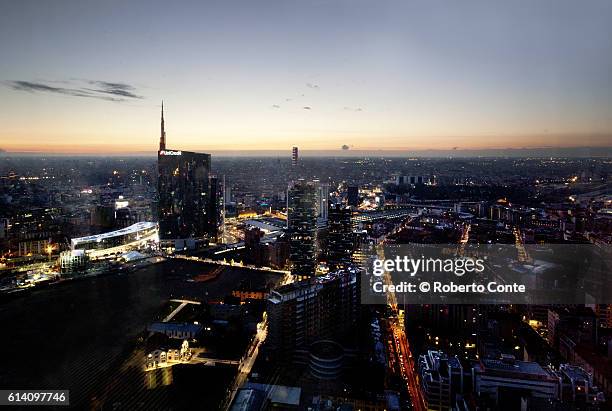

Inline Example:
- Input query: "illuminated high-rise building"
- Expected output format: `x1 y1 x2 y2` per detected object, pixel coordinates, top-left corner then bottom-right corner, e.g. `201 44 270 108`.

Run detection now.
267 268 359 358
313 180 329 223
207 174 223 242
157 102 220 250
347 185 359 207
287 179 316 278
291 146 299 166
326 203 354 270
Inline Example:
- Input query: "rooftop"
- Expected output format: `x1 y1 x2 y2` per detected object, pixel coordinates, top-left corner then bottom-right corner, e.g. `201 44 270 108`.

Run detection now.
243 383 301 407
478 357 554 380
268 268 358 304
229 388 266 411
71 221 157 246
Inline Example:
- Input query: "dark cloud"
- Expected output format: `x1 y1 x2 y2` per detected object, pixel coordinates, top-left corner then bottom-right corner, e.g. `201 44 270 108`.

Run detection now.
342 144 350 150
271 104 280 109
4 79 144 102
303 106 312 110
86 80 143 99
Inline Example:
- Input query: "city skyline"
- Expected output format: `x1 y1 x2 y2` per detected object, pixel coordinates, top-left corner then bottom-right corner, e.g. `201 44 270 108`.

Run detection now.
1 0 612 154
1 2 611 410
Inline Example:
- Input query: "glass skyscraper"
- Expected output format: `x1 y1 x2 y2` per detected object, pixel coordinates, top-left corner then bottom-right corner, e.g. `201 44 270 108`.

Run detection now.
326 203 354 270
157 103 220 249
287 179 317 279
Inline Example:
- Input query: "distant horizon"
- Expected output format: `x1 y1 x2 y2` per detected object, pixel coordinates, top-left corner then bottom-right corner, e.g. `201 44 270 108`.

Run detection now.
1 145 610 158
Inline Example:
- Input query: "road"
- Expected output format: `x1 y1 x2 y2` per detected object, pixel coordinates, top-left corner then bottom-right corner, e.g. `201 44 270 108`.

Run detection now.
391 321 425 411
222 318 268 410
162 301 188 322
171 255 289 275
160 299 201 322
144 348 240 371
513 226 531 263
382 260 426 411
380 217 478 410
378 215 426 411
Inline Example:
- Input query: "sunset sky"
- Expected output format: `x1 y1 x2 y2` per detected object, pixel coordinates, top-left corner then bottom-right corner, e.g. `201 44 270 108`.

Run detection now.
1 0 611 154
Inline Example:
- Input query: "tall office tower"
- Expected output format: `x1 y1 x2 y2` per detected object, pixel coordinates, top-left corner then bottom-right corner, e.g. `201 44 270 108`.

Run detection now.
351 230 371 269
287 179 317 279
347 185 359 207
291 146 299 166
157 103 219 250
223 176 232 204
314 181 329 222
267 268 359 358
326 204 354 270
222 175 228 238
244 226 264 265
208 175 223 243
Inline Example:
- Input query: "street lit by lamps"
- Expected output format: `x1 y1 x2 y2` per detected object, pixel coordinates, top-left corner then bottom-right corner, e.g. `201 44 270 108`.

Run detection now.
46 244 54 262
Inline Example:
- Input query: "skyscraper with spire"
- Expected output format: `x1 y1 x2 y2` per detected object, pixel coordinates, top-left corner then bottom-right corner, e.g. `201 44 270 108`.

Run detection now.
157 102 222 250
160 100 166 151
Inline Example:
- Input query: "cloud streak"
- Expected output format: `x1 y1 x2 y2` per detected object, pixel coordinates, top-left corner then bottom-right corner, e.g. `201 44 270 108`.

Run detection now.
4 79 144 102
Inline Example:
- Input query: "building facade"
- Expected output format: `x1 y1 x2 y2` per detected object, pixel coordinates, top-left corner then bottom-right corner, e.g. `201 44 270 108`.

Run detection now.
314 180 329 223
266 268 359 358
347 185 359 207
474 355 559 408
291 146 299 166
70 221 158 259
156 104 221 249
287 179 317 278
326 203 354 270
418 350 464 411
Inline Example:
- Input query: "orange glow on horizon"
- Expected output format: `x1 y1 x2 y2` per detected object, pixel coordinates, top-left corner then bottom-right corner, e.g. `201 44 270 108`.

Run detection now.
1 132 610 155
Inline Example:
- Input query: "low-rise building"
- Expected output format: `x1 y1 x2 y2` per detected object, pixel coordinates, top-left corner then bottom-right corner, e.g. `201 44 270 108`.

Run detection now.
147 322 202 340
474 355 558 408
418 350 464 411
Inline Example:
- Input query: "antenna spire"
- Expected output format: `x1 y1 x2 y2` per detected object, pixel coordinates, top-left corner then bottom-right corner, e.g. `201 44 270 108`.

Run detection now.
160 100 166 151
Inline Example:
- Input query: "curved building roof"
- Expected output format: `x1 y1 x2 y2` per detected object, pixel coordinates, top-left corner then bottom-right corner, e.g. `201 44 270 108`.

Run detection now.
71 221 157 247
